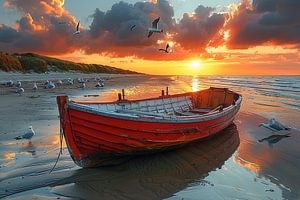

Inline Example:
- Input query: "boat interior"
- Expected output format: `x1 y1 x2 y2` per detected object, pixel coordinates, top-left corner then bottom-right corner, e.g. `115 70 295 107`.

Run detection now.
71 88 240 118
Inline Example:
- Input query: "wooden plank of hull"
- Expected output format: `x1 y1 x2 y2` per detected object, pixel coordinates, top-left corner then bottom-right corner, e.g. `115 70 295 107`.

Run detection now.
68 108 237 144
63 111 237 167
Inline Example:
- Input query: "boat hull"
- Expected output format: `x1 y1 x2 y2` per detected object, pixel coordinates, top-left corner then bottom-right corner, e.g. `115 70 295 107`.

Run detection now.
57 89 241 168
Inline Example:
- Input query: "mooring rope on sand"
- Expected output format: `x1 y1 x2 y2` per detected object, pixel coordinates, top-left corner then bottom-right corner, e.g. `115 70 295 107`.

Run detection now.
49 127 64 174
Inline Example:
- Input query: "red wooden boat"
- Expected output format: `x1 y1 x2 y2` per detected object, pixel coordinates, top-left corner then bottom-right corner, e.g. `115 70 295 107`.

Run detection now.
57 87 242 167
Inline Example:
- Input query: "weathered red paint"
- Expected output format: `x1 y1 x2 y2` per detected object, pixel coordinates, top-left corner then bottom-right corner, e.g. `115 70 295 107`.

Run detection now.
57 88 242 168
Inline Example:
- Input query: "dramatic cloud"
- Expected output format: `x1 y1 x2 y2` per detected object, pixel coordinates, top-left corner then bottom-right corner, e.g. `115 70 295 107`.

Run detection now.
0 0 300 61
225 0 300 49
83 0 175 58
174 5 225 52
0 0 78 54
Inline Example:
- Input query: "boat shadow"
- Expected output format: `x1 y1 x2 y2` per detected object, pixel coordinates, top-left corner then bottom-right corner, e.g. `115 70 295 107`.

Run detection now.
53 123 240 199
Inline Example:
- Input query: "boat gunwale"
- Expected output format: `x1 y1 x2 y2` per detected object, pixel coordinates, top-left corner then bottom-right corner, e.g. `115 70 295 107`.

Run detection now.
66 95 242 123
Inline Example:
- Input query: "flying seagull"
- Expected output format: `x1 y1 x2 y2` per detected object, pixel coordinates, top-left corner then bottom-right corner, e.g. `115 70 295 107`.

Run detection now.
73 21 80 35
148 17 163 38
159 43 170 53
130 25 136 31
259 118 290 132
15 126 35 140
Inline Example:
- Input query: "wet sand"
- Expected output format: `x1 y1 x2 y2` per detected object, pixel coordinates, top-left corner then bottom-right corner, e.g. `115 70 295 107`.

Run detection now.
0 73 299 199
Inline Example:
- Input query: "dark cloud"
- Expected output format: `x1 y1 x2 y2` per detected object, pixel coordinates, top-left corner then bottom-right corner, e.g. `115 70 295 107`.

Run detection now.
173 5 225 52
1 0 300 61
84 0 175 57
226 0 300 49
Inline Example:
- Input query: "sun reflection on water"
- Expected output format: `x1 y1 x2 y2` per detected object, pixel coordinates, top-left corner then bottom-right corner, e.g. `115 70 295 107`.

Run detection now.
192 77 199 92
3 152 16 160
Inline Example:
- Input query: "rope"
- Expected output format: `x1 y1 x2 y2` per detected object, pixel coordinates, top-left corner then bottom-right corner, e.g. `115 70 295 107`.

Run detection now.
49 103 67 174
49 127 64 174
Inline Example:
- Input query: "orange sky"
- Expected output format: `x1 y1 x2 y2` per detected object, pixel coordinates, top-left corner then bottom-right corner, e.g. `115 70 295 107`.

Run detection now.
1 0 300 75
57 45 300 75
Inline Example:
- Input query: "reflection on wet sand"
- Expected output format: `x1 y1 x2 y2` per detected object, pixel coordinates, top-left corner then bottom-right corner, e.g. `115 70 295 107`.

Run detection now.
234 113 300 199
0 123 239 199
51 124 239 200
20 141 36 156
258 134 290 148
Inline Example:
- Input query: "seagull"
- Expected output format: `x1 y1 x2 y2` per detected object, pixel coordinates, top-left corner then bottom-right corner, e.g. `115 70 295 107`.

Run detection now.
32 82 38 91
78 82 86 89
15 126 35 140
6 80 14 87
67 78 73 85
95 80 104 87
57 80 63 85
259 118 290 132
159 43 170 53
45 81 55 89
44 80 50 86
73 21 80 35
148 17 163 38
15 81 21 88
16 87 24 95
77 78 85 84
130 25 136 31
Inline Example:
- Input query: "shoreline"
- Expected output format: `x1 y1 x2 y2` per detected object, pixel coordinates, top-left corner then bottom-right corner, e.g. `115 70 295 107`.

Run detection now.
0 73 299 199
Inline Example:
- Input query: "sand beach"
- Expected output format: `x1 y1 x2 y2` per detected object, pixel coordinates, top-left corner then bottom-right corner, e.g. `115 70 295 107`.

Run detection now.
0 73 299 199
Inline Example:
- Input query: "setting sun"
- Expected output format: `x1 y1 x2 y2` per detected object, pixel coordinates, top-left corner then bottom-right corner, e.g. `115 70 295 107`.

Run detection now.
190 60 202 69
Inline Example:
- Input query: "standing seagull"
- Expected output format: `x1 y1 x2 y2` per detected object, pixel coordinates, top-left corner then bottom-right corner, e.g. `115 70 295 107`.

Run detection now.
57 80 63 85
15 126 35 140
16 81 21 88
67 78 73 85
130 25 136 31
159 43 170 53
148 17 163 38
95 80 104 88
78 82 86 89
6 80 14 87
73 21 80 35
259 118 290 132
47 81 56 89
32 82 38 91
16 87 24 95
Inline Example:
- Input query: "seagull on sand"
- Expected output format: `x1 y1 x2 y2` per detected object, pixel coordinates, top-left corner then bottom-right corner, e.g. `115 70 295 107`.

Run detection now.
15 126 35 140
16 87 24 95
73 21 80 35
67 78 73 85
159 43 170 53
15 81 21 88
57 80 63 85
44 80 50 86
32 82 38 91
95 80 104 87
130 25 136 31
45 81 55 89
6 80 14 87
259 118 290 132
79 82 86 89
148 17 163 38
